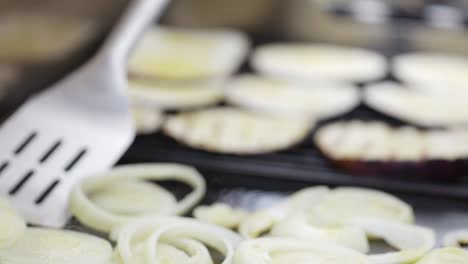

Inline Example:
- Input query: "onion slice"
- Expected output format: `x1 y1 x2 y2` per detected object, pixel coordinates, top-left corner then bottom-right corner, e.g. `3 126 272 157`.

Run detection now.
271 213 369 253
415 247 468 264
163 107 312 155
193 203 248 229
112 216 242 264
233 237 370 264
0 228 113 264
313 187 414 225
349 217 435 264
443 230 468 248
364 82 468 127
70 163 206 233
251 44 387 83
238 187 329 238
129 80 225 110
224 75 360 119
0 197 26 249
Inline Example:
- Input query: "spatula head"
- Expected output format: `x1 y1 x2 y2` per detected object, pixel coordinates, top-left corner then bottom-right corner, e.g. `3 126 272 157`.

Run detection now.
0 75 134 227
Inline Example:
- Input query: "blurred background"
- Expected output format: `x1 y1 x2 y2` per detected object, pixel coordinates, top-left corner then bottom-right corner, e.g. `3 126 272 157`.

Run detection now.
1 0 468 198
1 0 468 108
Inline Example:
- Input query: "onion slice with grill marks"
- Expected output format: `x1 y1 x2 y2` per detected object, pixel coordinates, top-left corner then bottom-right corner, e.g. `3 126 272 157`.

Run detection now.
163 107 312 155
271 213 369 253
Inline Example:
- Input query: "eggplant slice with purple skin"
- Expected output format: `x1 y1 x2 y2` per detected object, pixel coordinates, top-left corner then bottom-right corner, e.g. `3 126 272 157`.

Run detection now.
314 120 468 179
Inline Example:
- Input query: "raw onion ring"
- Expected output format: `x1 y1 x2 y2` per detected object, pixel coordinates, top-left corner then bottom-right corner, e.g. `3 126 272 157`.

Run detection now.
112 216 241 264
350 217 435 264
70 163 206 233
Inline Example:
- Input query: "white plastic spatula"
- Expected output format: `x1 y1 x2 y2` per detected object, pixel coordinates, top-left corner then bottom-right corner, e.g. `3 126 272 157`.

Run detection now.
0 0 169 227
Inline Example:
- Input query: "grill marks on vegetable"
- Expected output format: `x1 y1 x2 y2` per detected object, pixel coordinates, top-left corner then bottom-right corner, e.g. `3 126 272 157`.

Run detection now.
3 131 88 204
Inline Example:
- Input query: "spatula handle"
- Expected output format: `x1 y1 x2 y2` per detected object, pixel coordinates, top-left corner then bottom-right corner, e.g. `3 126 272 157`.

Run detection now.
100 0 169 65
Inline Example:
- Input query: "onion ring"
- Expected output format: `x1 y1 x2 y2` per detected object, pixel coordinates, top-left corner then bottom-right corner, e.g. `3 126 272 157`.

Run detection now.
70 163 206 233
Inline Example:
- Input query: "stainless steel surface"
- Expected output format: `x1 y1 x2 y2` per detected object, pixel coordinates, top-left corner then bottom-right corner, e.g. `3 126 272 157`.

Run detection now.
0 0 168 227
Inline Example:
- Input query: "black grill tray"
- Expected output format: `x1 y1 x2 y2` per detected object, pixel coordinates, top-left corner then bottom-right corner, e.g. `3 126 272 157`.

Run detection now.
121 104 468 201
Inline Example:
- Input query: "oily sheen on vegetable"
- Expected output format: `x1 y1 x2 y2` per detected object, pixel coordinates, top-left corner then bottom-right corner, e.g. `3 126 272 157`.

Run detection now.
70 163 206 233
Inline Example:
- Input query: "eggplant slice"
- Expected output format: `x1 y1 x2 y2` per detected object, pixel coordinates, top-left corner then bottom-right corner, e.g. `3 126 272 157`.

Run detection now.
225 75 360 120
163 107 312 155
251 44 387 83
364 82 468 127
393 53 468 95
314 120 468 179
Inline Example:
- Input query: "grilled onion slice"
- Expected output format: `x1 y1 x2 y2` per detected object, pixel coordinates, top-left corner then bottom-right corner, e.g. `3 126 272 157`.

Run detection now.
233 237 370 264
393 53 468 94
0 198 26 249
350 217 435 264
415 247 468 264
225 75 360 119
313 187 414 225
70 164 206 233
0 228 113 264
364 82 468 127
251 43 386 83
163 107 312 154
